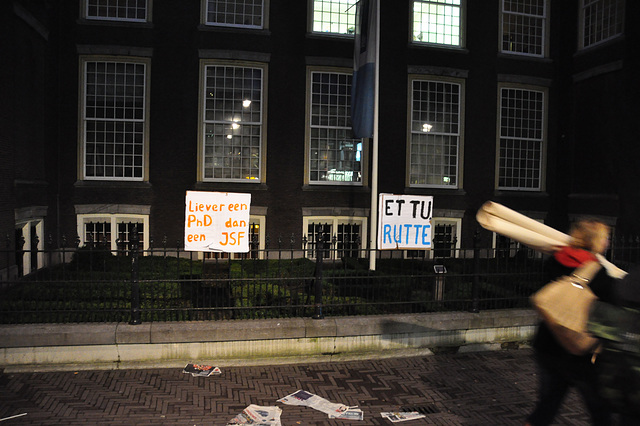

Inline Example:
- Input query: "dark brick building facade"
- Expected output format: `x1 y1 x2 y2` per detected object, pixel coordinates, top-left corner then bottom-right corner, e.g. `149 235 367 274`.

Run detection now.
2 0 638 278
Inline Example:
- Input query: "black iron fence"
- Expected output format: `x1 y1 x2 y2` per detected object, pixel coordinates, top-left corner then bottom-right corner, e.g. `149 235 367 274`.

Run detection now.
2 231 640 324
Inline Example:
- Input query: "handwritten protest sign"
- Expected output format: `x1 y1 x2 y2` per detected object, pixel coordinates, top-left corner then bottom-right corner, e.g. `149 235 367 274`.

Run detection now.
184 191 251 252
377 194 433 250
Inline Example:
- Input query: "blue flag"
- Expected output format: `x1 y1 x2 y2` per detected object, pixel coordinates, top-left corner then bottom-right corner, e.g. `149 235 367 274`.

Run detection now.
351 0 377 139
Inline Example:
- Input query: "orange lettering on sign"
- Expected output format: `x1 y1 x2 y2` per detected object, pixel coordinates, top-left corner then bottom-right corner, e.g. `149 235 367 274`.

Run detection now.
220 232 246 246
187 215 212 228
187 234 206 242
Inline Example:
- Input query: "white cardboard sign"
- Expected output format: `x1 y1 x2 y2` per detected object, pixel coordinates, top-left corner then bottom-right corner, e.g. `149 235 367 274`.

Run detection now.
377 194 433 250
184 191 251 253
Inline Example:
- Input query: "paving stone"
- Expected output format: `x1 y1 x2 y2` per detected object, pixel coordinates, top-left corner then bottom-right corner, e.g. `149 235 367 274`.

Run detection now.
0 349 591 425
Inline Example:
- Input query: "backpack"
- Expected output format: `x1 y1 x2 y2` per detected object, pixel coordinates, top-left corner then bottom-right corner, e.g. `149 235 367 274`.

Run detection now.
588 290 640 416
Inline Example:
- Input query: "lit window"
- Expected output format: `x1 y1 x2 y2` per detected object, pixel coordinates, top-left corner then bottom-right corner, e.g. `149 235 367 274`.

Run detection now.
501 0 547 57
409 77 462 188
497 86 545 191
580 0 625 49
201 63 265 182
308 70 362 185
205 0 264 29
78 214 149 252
311 0 357 35
412 0 462 47
85 0 148 22
81 59 149 181
304 216 367 259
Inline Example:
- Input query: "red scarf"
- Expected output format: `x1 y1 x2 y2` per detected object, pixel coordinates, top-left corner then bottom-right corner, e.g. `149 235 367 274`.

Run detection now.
554 246 597 268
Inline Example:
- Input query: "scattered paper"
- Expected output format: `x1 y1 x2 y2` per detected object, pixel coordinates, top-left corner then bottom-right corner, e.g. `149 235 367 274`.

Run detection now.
330 407 364 420
278 390 363 420
182 363 221 377
381 412 426 422
0 413 28 422
226 404 282 425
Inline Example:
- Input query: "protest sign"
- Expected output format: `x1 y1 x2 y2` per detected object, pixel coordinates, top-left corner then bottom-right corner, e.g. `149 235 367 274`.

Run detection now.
377 194 433 250
184 191 251 252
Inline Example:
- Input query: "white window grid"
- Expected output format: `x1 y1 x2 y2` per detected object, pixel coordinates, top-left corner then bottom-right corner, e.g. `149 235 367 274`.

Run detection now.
85 0 148 22
311 0 357 35
309 71 362 185
409 79 460 188
205 0 264 29
202 64 264 182
498 87 544 191
412 0 462 46
83 60 146 180
78 214 149 251
303 216 367 259
581 0 625 49
501 0 546 57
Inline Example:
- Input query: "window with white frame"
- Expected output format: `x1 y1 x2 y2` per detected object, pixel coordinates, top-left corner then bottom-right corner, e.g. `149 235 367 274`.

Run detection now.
497 85 546 191
84 0 149 22
409 77 462 188
580 0 625 49
81 57 149 181
201 62 265 182
77 214 149 251
204 0 264 29
501 0 547 57
15 219 45 276
311 0 357 35
406 217 461 258
412 0 463 47
308 70 363 184
432 220 457 258
303 216 367 259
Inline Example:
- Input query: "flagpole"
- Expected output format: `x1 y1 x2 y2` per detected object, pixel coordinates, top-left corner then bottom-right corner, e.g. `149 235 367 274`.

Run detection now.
368 0 380 271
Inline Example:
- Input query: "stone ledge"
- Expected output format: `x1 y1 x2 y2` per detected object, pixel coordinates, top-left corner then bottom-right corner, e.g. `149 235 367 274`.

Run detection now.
0 309 538 349
0 309 539 371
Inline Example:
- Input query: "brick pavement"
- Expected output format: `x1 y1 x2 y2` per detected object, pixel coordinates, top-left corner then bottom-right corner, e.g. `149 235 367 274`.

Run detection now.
0 348 589 425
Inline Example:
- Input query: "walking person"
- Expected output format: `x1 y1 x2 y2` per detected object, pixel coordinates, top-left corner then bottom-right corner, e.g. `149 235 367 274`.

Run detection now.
526 219 615 426
588 265 640 425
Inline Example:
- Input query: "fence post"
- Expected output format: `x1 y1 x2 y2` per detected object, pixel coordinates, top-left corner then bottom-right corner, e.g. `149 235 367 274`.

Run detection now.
312 236 324 319
5 235 11 281
129 224 142 325
471 230 480 313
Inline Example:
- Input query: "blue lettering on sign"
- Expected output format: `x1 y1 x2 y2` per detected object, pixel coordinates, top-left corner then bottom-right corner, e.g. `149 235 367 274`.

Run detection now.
383 224 431 247
422 224 431 246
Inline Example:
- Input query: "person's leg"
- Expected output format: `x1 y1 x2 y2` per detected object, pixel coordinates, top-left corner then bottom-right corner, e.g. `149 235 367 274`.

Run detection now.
526 363 570 426
575 372 613 426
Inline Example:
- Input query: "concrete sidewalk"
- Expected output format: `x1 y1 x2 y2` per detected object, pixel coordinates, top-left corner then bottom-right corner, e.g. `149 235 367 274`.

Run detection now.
0 348 589 425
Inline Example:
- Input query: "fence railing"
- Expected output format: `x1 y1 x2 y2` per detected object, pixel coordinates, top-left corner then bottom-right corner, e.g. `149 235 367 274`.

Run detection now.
2 231 639 324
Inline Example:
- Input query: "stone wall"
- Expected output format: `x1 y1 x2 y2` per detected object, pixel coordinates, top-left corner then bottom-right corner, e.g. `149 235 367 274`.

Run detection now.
0 309 538 372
